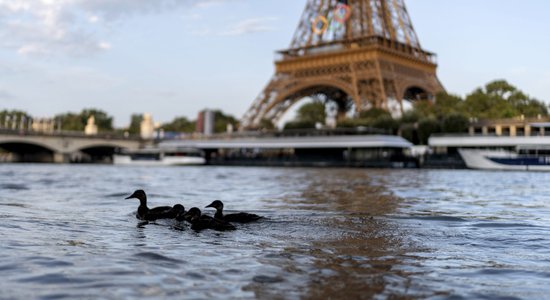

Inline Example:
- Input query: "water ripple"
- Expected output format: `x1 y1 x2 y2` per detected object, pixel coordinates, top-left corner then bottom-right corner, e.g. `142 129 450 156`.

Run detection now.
0 166 549 299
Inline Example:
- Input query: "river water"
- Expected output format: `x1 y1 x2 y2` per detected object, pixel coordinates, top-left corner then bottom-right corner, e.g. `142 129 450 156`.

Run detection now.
0 165 549 299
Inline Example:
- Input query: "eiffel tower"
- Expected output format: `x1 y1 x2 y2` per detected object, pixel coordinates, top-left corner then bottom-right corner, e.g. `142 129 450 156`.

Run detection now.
241 0 444 130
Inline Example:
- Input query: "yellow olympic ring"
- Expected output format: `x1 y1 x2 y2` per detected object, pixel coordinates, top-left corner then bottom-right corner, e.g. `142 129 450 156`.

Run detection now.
311 15 328 35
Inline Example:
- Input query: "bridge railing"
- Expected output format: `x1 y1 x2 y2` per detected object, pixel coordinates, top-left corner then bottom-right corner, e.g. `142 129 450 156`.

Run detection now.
0 128 142 141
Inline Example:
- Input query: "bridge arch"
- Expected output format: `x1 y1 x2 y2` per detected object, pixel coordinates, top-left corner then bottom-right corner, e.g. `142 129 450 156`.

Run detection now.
72 141 133 153
0 141 56 163
72 144 127 164
0 134 141 163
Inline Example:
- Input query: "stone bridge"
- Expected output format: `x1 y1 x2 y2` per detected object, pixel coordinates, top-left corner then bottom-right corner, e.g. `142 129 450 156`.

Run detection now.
0 131 143 163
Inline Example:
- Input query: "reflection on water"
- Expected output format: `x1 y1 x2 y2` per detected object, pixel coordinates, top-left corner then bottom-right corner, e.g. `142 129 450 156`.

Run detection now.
0 165 550 299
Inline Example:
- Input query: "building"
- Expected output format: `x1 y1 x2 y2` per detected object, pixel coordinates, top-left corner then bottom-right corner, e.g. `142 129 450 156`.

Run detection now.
196 110 215 136
468 116 550 137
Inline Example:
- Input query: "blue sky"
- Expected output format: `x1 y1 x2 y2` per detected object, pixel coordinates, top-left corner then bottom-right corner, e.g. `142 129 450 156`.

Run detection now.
0 0 549 127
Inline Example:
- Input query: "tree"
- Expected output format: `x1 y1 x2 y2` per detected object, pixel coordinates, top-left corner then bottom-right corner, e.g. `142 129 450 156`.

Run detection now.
283 120 317 130
259 118 276 131
358 108 391 120
442 113 470 133
282 101 326 130
162 116 195 133
0 110 32 128
213 110 239 133
127 114 143 135
81 109 113 132
400 110 422 124
296 102 326 124
372 115 399 134
417 118 441 145
55 108 114 132
432 92 464 118
399 124 418 144
55 112 83 131
462 80 548 119
336 118 370 128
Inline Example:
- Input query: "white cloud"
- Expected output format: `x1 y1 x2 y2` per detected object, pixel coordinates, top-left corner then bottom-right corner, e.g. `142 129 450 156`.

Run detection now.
88 15 99 23
0 0 203 57
220 17 278 36
0 0 246 56
98 41 111 50
193 0 233 9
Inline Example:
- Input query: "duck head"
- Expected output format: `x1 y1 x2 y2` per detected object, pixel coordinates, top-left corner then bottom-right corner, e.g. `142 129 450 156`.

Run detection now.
205 200 223 210
125 190 146 202
184 207 202 222
172 204 185 214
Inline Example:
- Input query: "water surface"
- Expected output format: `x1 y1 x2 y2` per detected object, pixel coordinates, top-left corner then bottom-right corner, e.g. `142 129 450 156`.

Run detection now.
0 165 549 299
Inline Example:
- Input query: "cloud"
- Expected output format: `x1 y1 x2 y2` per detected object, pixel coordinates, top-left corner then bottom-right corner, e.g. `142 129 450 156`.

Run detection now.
193 0 234 9
220 17 279 36
0 0 247 56
0 0 209 57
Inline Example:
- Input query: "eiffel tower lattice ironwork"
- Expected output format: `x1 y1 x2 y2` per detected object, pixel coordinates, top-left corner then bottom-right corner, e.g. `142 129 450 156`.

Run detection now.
240 0 444 130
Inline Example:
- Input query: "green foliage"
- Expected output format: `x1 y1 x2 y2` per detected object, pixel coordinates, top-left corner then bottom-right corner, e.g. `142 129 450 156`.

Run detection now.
399 124 418 144
283 120 317 130
82 109 113 132
461 80 548 119
442 113 469 133
55 108 113 132
417 118 441 145
213 110 239 133
372 116 399 134
282 101 326 129
162 116 195 133
55 112 84 131
127 114 143 135
400 110 422 124
432 92 464 118
0 110 32 127
358 108 391 120
296 102 326 124
259 118 276 131
336 118 371 128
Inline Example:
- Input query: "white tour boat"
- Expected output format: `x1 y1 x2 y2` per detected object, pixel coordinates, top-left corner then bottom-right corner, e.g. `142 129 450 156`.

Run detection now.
458 146 550 171
113 147 206 166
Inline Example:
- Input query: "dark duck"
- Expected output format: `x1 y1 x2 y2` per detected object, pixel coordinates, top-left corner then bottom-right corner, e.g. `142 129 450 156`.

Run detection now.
125 190 173 221
146 204 185 221
205 200 263 223
183 207 236 231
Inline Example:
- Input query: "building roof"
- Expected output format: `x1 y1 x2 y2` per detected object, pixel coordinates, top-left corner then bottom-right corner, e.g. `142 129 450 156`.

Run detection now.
429 135 550 147
160 135 412 150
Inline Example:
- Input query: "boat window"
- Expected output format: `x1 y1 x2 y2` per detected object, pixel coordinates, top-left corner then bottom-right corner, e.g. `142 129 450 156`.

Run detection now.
130 153 161 160
165 151 203 157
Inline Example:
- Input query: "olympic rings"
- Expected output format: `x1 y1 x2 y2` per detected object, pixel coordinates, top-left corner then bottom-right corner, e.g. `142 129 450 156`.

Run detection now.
311 3 352 35
333 4 351 24
312 15 328 35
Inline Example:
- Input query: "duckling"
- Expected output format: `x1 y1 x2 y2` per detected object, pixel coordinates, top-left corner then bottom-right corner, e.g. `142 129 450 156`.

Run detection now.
183 207 236 231
125 190 172 220
144 204 185 221
205 200 263 223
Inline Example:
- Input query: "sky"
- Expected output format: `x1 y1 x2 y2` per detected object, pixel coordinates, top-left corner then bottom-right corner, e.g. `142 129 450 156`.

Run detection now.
0 0 549 127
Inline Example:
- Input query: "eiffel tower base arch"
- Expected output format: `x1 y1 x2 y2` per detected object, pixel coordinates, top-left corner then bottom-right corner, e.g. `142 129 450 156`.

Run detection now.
241 39 444 130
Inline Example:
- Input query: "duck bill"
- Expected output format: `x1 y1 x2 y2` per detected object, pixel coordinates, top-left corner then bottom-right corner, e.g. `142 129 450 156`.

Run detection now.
125 193 136 200
205 203 215 208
